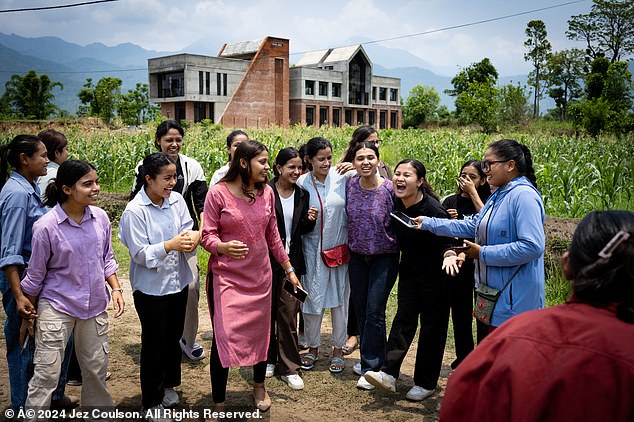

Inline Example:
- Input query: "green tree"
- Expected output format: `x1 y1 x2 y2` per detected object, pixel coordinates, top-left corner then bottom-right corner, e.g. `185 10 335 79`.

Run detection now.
3 70 62 119
524 20 552 118
118 83 159 125
455 81 500 132
445 58 499 120
545 48 586 120
499 83 530 124
402 85 440 127
567 0 634 62
77 77 122 123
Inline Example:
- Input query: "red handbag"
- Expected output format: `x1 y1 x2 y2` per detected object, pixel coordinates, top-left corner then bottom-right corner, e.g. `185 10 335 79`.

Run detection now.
311 173 350 268
321 244 350 268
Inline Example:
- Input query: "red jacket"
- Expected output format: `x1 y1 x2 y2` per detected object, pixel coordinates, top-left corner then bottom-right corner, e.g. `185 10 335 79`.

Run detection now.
440 301 634 422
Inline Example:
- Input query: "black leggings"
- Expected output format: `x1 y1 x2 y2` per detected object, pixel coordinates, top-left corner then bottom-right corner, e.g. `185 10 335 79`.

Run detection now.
209 336 267 403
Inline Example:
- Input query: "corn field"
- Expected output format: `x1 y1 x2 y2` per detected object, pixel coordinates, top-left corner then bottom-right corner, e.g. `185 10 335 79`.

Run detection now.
1 122 632 217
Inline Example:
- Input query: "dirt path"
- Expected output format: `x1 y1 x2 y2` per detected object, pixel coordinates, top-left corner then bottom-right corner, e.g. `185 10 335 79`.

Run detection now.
1 280 452 421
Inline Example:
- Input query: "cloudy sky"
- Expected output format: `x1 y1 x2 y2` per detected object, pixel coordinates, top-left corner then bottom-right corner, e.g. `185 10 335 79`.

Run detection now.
0 0 592 75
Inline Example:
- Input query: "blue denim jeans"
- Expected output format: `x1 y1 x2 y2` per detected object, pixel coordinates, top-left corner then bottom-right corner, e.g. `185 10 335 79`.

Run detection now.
348 252 399 373
1 272 70 410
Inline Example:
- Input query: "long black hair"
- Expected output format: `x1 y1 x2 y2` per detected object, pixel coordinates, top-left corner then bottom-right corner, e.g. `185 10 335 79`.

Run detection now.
219 140 268 202
568 210 634 323
0 135 43 190
130 153 176 200
45 160 96 207
488 139 538 189
394 158 439 201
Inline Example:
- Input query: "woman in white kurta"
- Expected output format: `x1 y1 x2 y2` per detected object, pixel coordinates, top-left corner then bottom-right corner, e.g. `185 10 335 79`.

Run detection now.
297 137 353 374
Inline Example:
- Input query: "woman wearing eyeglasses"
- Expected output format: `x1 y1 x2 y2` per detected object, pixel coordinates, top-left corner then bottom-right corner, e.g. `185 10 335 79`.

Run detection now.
417 139 545 339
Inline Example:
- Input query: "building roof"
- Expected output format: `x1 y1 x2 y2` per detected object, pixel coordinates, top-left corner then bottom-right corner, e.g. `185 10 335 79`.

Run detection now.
294 49 330 67
294 44 371 68
322 45 361 64
220 39 263 58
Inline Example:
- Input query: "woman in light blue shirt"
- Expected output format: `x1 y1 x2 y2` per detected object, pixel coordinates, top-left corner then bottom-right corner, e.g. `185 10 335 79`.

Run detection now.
119 152 196 414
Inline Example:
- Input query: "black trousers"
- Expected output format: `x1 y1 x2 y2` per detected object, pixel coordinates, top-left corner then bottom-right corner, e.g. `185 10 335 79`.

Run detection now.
133 286 188 409
382 273 450 390
447 271 475 369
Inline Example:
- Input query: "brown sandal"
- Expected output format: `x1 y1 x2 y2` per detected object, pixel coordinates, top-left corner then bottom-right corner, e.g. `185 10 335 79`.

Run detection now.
253 382 271 412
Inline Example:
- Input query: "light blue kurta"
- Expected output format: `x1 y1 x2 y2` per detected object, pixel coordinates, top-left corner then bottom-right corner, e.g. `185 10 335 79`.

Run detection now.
297 168 352 314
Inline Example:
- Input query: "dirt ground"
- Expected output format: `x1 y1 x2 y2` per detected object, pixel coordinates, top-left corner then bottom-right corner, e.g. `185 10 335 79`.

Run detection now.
0 216 578 422
1 283 444 422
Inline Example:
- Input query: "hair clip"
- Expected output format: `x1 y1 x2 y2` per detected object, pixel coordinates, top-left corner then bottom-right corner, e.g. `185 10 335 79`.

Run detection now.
598 230 630 260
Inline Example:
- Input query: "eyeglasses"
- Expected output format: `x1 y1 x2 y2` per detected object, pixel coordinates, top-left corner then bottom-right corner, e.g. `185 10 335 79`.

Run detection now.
482 159 509 171
366 140 382 146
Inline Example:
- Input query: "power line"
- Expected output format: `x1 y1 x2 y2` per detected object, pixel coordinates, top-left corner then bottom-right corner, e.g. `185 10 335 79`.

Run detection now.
292 0 589 55
0 68 146 74
0 0 118 13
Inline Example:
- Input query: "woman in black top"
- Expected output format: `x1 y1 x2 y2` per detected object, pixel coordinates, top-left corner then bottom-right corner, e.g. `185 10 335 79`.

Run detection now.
364 159 453 402
267 148 317 390
441 160 490 367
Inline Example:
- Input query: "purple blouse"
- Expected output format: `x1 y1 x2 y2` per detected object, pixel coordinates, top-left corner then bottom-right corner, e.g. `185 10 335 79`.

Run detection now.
346 176 399 255
21 204 118 319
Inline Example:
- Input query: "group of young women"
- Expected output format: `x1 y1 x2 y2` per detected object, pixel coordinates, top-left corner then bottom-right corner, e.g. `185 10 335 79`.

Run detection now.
1 122 551 419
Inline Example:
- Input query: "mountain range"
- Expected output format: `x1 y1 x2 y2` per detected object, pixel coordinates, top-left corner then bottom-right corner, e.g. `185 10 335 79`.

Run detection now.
0 32 534 115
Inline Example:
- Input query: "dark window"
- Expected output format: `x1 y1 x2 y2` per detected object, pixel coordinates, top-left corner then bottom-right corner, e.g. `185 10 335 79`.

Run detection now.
333 108 341 127
319 107 328 126
305 80 315 96
223 73 227 96
390 88 398 102
379 110 387 129
379 87 387 101
217 73 221 95
372 87 376 100
390 111 398 128
205 72 210 95
158 72 184 98
319 82 328 96
194 102 207 122
348 54 367 105
369 110 376 126
324 65 334 70
345 109 353 125
198 71 203 95
306 106 315 126
332 83 341 98
175 102 186 121
356 110 364 124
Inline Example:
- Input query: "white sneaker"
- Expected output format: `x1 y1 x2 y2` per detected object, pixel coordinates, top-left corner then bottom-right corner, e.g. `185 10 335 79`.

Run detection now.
364 370 396 393
281 374 304 390
356 375 375 390
265 364 276 378
353 362 363 376
145 404 173 422
406 385 434 401
161 388 179 407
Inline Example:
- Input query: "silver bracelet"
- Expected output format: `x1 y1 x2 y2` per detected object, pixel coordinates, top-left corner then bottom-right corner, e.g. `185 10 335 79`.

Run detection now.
285 267 295 274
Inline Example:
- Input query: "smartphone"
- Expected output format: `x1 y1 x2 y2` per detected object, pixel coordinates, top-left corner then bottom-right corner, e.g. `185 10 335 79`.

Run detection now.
450 245 471 252
390 211 418 228
284 278 308 303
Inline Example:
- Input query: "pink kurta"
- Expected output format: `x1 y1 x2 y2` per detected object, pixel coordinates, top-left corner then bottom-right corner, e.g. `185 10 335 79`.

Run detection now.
201 183 289 367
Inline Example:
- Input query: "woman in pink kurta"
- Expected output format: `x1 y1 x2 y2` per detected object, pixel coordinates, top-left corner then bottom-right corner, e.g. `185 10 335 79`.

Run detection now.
201 140 301 413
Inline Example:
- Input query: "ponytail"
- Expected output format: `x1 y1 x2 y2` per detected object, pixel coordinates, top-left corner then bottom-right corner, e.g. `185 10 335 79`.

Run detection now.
0 135 43 191
130 153 175 201
45 160 96 207
518 144 538 189
488 139 538 189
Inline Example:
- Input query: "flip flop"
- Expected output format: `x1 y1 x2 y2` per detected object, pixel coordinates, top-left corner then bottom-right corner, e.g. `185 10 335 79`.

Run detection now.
301 353 318 370
329 357 345 374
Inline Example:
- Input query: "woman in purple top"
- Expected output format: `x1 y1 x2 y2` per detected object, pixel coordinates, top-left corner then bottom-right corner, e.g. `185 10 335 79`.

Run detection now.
345 142 399 391
21 160 124 415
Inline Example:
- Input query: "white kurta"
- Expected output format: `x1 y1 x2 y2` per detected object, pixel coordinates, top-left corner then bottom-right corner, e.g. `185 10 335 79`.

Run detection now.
297 168 352 314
